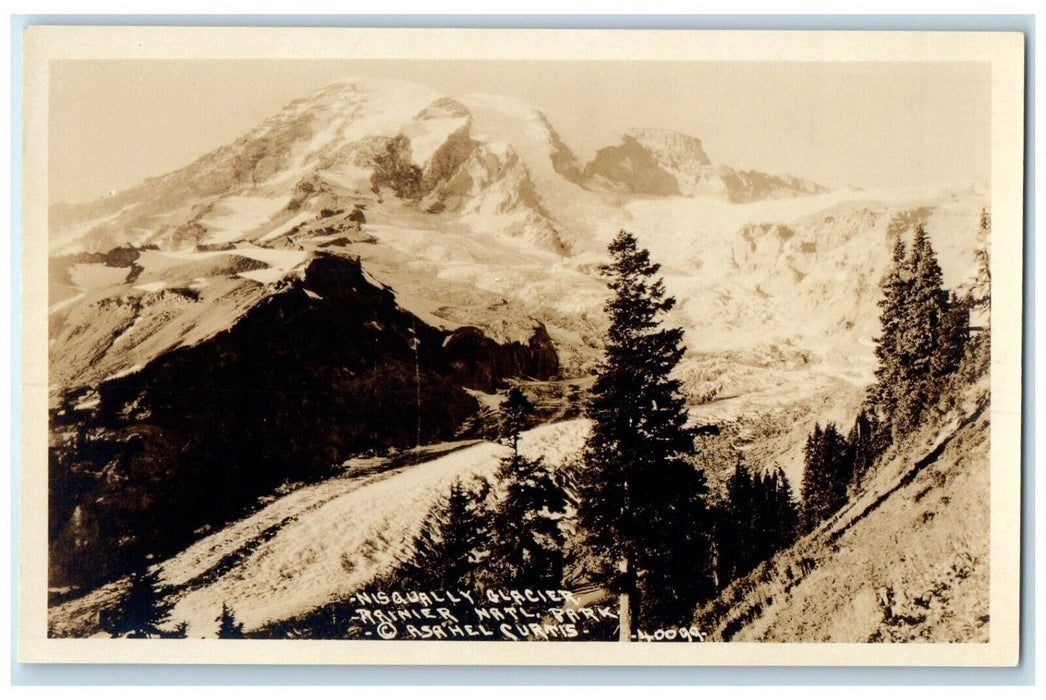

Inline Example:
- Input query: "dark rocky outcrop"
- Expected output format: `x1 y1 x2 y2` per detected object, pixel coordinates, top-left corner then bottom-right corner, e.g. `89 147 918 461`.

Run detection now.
583 135 681 196
421 123 480 198
48 253 560 593
441 322 560 393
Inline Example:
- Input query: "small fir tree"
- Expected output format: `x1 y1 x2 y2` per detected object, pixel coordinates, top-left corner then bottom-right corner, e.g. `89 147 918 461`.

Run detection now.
399 477 491 591
101 566 177 639
216 603 245 639
486 388 568 590
499 386 534 454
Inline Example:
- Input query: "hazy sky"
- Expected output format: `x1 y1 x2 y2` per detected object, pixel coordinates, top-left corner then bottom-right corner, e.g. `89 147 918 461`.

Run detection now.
49 59 991 204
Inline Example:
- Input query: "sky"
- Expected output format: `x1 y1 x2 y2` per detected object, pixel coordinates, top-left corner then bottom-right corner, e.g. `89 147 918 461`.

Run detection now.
49 59 991 204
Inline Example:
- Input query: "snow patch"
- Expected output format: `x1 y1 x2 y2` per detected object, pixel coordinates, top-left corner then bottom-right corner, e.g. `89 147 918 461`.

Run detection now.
74 395 100 410
134 281 167 293
49 293 85 315
198 195 289 243
104 364 144 381
257 212 313 243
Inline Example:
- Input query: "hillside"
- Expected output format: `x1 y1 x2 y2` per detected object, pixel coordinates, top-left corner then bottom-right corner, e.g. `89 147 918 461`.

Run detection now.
48 421 588 638
49 253 559 592
693 342 991 642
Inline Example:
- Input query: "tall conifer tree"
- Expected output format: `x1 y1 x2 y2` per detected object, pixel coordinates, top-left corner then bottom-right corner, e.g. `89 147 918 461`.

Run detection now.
577 230 713 640
870 236 909 418
902 224 948 379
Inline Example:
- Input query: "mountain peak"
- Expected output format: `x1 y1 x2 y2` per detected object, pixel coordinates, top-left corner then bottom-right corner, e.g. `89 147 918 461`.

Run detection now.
627 128 712 167
50 78 834 257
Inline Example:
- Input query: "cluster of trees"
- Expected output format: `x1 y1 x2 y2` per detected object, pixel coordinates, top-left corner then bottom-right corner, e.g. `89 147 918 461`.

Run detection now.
801 216 982 533
100 566 248 639
869 223 971 433
396 231 798 640
395 386 569 596
798 415 880 533
389 231 792 640
717 461 799 583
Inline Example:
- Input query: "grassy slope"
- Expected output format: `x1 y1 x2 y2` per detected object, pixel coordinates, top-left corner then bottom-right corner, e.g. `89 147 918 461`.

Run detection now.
695 368 990 643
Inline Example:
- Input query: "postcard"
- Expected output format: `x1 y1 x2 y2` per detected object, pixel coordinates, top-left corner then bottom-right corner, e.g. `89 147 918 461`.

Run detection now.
19 26 1024 665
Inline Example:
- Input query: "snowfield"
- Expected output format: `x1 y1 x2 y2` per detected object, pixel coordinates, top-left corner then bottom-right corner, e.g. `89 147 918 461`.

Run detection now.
49 420 590 638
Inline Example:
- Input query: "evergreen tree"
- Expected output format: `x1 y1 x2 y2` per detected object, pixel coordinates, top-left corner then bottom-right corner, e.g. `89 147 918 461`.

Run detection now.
769 468 800 551
971 208 991 312
720 458 754 582
869 222 967 431
487 454 567 590
216 603 245 639
577 230 713 640
846 409 880 494
168 621 189 639
892 224 957 430
101 566 177 638
800 423 851 532
565 384 584 419
869 235 909 418
932 292 970 378
399 477 491 591
487 388 567 590
499 386 535 454
901 224 948 380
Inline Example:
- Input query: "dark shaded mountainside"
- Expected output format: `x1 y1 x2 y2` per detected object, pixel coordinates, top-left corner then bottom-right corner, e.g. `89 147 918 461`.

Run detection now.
49 253 559 593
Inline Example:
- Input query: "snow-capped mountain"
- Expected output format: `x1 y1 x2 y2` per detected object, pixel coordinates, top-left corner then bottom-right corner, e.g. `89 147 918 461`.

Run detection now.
50 78 831 255
50 77 984 380
47 78 990 616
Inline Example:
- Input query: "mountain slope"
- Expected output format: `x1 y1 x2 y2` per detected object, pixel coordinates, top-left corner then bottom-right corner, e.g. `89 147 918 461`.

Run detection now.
49 253 559 592
583 128 828 202
48 420 589 638
49 78 987 402
693 349 990 642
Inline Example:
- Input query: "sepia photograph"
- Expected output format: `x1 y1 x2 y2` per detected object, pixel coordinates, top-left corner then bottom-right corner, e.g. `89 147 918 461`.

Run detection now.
18 26 1024 666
